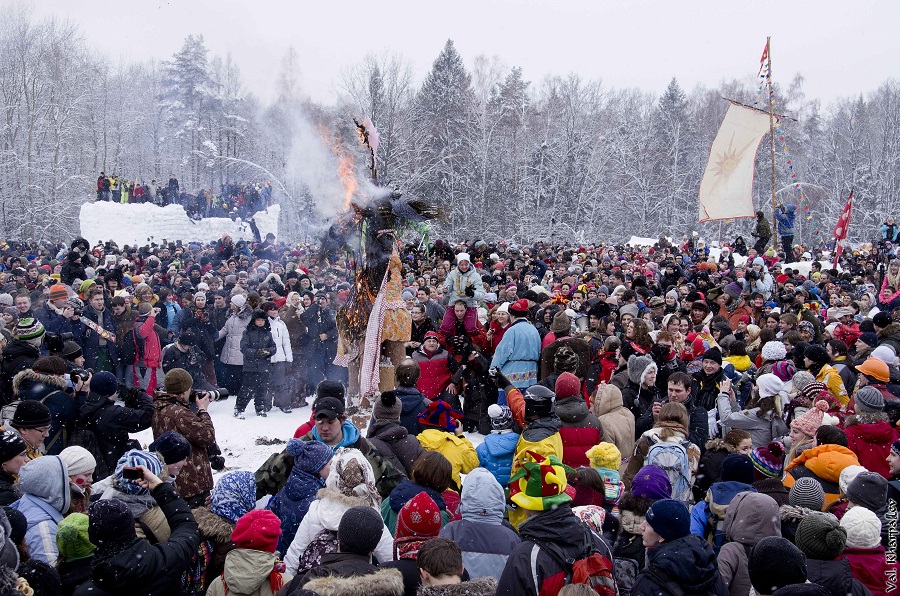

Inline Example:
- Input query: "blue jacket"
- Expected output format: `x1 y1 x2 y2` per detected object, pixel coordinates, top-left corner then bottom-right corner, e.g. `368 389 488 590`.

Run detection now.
476 431 518 486
776 205 796 235
11 456 70 566
267 465 324 555
395 385 427 436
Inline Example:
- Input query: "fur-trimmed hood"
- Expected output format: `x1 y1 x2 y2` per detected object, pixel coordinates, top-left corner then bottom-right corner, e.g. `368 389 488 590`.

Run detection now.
303 567 404 596
780 504 838 524
418 577 498 596
11 368 67 397
703 437 735 453
843 411 890 427
192 505 235 543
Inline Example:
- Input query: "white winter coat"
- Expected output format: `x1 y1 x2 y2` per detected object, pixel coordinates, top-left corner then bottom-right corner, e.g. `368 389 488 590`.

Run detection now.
268 315 293 363
218 307 251 366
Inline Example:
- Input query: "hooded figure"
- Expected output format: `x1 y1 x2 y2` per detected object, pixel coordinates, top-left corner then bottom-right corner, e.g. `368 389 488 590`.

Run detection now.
439 468 520 580
716 491 782 596
591 382 635 461
10 455 69 565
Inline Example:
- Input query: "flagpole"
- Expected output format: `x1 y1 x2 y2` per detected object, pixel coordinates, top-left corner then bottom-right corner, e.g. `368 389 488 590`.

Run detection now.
766 37 778 255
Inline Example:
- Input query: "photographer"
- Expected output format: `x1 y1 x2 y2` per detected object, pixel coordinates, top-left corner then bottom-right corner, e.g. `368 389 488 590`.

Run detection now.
151 368 216 507
78 371 154 477
0 318 44 403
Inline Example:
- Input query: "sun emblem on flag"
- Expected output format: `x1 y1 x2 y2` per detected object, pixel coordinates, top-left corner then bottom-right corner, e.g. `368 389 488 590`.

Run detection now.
707 133 758 196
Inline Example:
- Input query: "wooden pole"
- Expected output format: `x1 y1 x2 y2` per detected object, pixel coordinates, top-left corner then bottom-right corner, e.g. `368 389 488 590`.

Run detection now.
766 37 779 254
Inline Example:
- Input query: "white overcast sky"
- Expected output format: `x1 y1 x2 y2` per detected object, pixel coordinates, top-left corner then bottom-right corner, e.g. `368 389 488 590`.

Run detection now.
14 0 900 106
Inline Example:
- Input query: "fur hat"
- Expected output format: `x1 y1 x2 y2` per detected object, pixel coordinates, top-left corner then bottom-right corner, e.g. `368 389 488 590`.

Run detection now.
232 510 281 553
761 340 787 362
627 354 657 386
550 311 571 334
586 442 621 471
840 506 882 549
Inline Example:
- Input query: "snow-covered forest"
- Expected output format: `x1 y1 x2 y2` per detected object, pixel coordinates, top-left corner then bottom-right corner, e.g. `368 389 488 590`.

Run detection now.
1 7 898 245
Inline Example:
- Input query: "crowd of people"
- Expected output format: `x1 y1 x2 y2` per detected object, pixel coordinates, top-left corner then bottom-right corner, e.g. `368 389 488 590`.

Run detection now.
95 173 273 220
0 217 894 595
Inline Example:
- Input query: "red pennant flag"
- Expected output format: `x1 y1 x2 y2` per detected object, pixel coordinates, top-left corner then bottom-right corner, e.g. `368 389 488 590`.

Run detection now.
832 191 854 268
758 41 769 76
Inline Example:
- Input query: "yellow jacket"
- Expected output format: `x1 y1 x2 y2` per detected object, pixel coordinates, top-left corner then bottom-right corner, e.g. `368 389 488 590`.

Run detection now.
815 364 849 406
417 428 479 490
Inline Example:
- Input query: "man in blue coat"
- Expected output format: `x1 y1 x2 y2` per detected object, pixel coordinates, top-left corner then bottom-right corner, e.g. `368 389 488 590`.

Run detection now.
775 203 796 262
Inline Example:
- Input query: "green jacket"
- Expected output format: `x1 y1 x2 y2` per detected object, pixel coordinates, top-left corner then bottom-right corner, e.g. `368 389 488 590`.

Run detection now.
254 432 402 501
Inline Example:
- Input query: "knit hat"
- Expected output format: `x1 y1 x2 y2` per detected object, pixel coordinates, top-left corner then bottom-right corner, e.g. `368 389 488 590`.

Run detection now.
149 431 192 464
892 439 900 457
210 471 258 523
48 284 68 301
56 513 95 561
396 491 442 540
586 442 621 471
418 399 463 432
789 477 825 511
554 372 581 400
17 560 61 596
627 354 656 386
803 344 830 365
14 317 44 341
373 391 402 423
59 446 96 476
854 386 885 413
2 507 26 545
724 282 743 299
873 312 892 328
11 400 51 429
0 430 25 464
871 344 897 365
62 341 83 361
630 465 672 501
338 506 384 555
232 510 282 553
88 499 137 555
845 471 888 511
840 506 882 549
164 367 193 394
855 357 890 382
790 371 816 393
790 400 830 437
858 332 878 347
619 303 639 319
89 371 118 397
286 439 332 475
701 346 722 365
839 465 867 496
553 345 580 373
750 441 785 480
509 450 576 511
794 514 847 560
509 299 530 316
749 537 807 595
645 499 690 542
550 311 571 334
0 294 11 307
761 340 787 362
137 302 152 316
114 450 162 495
231 293 246 308
721 454 755 485
772 360 797 382
756 373 785 399
487 404 513 431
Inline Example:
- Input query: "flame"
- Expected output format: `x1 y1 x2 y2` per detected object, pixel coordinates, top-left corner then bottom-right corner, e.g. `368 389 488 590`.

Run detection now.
337 153 357 212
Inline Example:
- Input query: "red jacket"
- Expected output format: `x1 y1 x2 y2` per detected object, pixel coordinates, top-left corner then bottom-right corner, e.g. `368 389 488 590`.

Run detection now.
837 547 894 596
842 412 899 479
136 314 162 368
411 347 452 400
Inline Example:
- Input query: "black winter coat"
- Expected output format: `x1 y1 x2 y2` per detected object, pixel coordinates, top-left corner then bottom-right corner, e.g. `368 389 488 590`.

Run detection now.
366 421 425 477
240 320 276 374
79 388 154 475
805 558 872 596
0 340 39 404
631 534 729 596
72 482 199 596
0 469 20 506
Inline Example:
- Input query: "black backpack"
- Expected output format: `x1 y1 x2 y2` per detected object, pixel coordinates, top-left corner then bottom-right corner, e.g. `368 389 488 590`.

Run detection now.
120 328 146 364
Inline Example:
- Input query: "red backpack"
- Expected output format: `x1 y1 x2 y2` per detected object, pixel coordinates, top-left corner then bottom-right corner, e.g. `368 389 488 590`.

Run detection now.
529 525 617 596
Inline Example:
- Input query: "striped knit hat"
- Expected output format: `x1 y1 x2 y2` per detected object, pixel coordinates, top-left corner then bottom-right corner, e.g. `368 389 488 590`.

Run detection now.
750 441 785 480
789 476 825 511
14 318 44 341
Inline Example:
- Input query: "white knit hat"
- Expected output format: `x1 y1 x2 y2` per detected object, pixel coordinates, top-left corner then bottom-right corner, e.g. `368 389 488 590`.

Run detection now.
761 341 787 362
871 345 896 365
231 294 246 308
497 302 509 313
456 253 471 263
839 465 868 496
756 373 784 399
60 446 97 476
840 506 882 549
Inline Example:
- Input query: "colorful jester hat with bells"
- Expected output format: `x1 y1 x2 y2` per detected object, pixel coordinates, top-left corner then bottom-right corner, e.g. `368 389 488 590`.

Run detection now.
509 450 576 511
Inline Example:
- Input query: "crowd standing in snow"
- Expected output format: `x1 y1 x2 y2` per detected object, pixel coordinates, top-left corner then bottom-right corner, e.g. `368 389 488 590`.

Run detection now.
0 219 894 594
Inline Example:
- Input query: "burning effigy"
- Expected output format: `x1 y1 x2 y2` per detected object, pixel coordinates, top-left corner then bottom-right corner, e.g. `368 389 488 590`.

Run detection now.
326 119 439 412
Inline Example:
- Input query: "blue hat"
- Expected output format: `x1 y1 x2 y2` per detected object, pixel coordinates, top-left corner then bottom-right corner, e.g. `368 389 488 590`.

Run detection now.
115 450 162 495
149 431 191 464
645 499 690 542
721 454 755 485
210 471 257 523
89 372 118 397
286 439 332 474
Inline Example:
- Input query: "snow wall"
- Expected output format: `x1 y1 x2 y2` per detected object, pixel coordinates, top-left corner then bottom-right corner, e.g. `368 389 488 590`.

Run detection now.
79 202 280 246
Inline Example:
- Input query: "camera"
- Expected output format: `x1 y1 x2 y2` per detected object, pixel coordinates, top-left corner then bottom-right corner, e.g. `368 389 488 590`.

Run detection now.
69 367 92 385
189 388 229 403
121 466 143 480
45 332 74 355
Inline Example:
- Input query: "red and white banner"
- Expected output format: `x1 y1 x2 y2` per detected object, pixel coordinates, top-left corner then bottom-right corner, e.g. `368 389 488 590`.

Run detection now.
832 191 854 268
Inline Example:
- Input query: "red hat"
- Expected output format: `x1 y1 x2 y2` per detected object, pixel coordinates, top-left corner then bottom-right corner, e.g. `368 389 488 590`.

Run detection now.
417 399 463 432
509 298 530 316
554 372 581 400
423 331 440 340
49 284 68 301
231 510 282 553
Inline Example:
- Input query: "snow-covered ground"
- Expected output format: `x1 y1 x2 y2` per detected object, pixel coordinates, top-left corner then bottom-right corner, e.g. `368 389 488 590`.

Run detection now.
131 396 484 487
79 202 280 246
